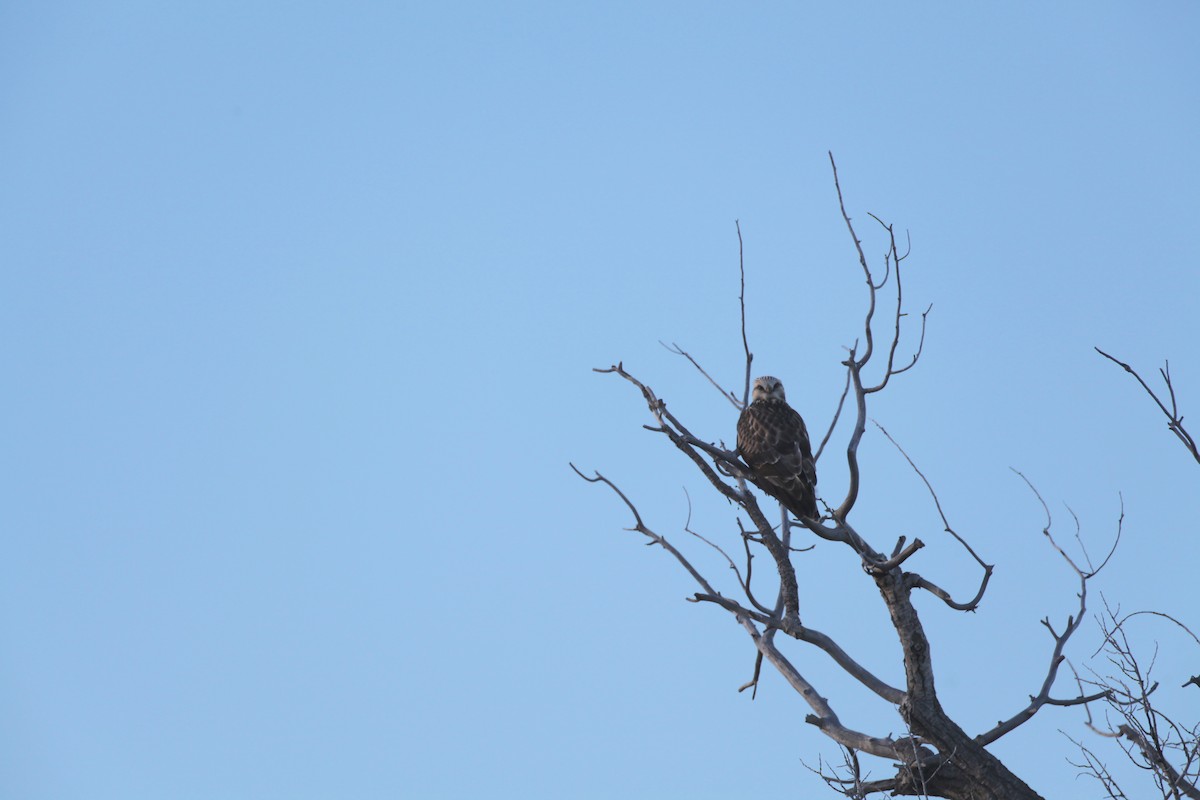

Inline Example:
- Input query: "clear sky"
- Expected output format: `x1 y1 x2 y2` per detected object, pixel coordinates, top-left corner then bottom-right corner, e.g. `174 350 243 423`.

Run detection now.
2 3 1199 798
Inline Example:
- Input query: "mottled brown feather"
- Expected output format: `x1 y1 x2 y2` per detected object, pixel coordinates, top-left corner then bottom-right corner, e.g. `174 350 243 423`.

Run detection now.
737 397 818 518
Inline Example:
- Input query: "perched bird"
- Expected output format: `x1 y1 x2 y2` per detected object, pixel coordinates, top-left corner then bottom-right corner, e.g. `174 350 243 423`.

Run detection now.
736 375 819 518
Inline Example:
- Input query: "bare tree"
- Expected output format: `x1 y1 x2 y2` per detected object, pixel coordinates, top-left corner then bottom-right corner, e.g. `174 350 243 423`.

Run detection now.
1067 352 1200 797
574 155 1114 799
1068 604 1200 799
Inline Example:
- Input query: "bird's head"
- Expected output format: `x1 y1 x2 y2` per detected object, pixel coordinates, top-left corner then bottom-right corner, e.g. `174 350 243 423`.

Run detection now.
751 375 786 403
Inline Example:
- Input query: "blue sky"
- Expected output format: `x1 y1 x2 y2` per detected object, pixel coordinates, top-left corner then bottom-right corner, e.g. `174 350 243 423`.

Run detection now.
2 3 1199 798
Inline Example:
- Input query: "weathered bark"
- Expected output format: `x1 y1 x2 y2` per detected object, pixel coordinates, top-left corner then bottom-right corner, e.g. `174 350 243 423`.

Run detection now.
874 568 1045 800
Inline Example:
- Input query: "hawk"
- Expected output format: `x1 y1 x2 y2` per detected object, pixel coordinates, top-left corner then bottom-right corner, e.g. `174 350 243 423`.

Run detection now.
736 375 819 518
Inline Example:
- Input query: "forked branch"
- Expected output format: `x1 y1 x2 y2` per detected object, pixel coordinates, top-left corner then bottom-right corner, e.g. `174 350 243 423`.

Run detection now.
572 464 908 762
976 472 1119 746
592 362 800 619
1096 347 1199 465
1074 600 1200 799
827 153 931 523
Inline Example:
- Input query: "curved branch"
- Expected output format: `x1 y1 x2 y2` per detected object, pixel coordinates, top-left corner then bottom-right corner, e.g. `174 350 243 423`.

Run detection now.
797 624 906 704
874 419 995 612
833 359 867 522
1092 609 1200 657
908 572 991 612
1096 347 1200 464
863 216 908 395
873 421 991 572
682 490 774 617
976 471 1094 746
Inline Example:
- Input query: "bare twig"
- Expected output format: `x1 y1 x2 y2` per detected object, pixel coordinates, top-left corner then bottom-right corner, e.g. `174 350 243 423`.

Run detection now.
977 471 1115 746
1065 730 1132 799
1080 602 1200 799
736 220 753 409
873 420 994 609
802 747 870 799
571 466 718 593
682 488 774 616
862 215 927 395
830 153 877 369
1071 493 1124 578
1096 347 1200 464
738 650 765 697
815 368 852 463
661 341 743 409
1092 609 1200 657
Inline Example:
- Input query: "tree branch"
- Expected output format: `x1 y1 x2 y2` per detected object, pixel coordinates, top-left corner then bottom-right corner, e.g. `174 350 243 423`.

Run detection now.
874 420 994 610
693 592 905 704
595 362 802 622
862 215 926 395
826 156 929 524
976 471 1113 746
661 341 743 410
1116 723 1200 800
833 357 867 522
1096 347 1200 465
682 489 775 616
830 152 876 369
1074 596 1200 798
815 367 852 464
571 465 719 594
906 573 990 612
737 219 753 409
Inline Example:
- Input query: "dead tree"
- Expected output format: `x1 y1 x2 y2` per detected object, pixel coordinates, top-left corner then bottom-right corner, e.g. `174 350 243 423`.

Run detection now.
1068 605 1200 799
1070 353 1200 797
574 155 1110 799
